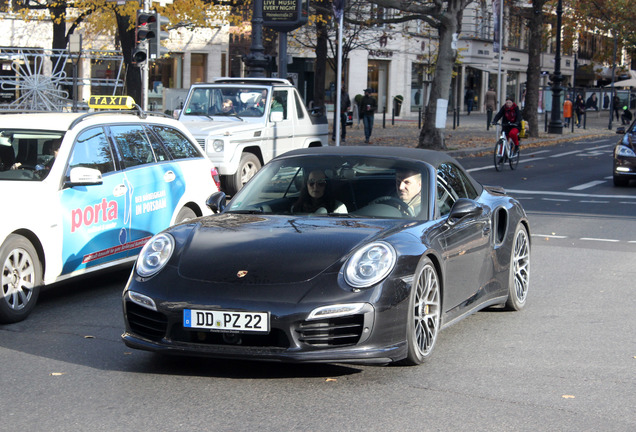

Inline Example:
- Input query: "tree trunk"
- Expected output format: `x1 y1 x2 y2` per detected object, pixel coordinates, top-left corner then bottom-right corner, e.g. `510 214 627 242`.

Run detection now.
49 2 68 76
417 8 461 150
116 12 142 104
523 0 546 138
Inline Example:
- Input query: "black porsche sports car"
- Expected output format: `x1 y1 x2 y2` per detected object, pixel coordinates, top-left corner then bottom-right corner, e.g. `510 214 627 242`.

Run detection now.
122 146 530 365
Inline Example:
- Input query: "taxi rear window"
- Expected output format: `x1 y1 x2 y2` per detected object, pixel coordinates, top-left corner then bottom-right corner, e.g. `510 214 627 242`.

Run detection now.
150 126 203 159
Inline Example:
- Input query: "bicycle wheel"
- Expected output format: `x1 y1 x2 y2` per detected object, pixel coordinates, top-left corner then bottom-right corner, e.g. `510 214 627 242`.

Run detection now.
494 140 505 171
509 139 520 170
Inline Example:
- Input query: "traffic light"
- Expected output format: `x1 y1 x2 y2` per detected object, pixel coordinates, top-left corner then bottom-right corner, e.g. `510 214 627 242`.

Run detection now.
132 10 155 65
148 12 169 60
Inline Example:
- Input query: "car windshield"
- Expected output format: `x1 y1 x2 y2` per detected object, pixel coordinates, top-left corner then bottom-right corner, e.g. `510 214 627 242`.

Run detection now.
0 129 65 181
226 155 430 219
182 86 269 118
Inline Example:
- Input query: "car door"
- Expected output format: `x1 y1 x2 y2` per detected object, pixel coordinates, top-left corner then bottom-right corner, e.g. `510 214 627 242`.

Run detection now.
435 163 492 313
269 89 296 159
108 124 185 256
59 126 127 274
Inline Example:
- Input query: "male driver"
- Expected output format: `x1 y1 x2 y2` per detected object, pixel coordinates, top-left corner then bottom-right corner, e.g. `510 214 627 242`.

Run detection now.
396 169 422 216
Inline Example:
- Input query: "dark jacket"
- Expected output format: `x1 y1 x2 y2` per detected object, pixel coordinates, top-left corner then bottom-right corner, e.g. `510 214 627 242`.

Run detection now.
359 95 377 116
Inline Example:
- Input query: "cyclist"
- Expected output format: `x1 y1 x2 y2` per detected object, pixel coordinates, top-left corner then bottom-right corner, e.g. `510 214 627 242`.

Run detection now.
492 95 522 154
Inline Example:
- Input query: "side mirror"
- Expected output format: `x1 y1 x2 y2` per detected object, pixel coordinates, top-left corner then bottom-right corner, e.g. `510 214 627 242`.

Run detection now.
65 167 103 187
269 111 284 122
206 191 227 213
447 198 482 223
173 109 182 119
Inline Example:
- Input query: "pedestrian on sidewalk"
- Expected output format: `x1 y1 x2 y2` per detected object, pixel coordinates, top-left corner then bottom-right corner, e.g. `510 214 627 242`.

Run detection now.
563 94 572 127
613 94 621 121
485 87 497 130
575 94 585 128
621 106 633 125
359 88 377 144
465 86 475 115
332 86 351 143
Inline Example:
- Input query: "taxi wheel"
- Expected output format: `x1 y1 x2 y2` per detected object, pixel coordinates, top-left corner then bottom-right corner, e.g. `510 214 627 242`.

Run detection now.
227 153 261 196
0 234 42 324
175 206 197 223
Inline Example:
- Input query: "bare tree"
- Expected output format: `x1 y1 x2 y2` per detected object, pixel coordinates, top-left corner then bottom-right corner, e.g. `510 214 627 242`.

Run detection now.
366 0 473 149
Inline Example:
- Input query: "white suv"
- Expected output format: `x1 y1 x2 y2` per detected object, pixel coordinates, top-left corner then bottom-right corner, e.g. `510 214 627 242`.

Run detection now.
0 111 219 323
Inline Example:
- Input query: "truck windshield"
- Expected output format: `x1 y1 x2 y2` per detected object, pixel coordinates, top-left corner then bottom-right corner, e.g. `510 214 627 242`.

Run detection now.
183 87 268 118
0 130 65 181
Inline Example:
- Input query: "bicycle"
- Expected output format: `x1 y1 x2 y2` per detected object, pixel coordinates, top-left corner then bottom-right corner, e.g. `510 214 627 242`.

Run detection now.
492 122 520 171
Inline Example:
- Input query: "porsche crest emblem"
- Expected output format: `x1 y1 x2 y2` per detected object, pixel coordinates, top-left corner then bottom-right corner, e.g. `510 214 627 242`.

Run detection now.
237 270 248 278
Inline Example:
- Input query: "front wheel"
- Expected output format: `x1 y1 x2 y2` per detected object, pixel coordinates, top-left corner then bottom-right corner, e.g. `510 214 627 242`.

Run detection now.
226 153 261 196
509 139 520 170
505 225 530 311
400 257 441 365
0 234 42 323
494 140 505 171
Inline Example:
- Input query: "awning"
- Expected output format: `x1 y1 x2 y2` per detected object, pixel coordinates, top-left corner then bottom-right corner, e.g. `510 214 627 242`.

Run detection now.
605 78 636 88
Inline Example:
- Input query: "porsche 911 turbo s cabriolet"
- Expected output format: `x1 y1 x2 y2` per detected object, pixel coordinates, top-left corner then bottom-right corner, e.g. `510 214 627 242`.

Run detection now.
122 146 530 365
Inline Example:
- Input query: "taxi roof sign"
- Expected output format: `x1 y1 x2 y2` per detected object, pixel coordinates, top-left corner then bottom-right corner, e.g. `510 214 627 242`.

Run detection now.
88 96 136 110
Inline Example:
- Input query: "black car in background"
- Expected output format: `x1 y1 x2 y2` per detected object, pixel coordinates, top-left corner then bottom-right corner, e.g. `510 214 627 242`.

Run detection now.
613 118 636 186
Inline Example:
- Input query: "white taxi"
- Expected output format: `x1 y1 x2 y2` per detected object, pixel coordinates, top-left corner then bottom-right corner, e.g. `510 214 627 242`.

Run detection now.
0 104 219 323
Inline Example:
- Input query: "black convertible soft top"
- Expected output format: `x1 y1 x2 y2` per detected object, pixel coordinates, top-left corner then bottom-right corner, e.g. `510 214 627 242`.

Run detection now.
277 145 484 195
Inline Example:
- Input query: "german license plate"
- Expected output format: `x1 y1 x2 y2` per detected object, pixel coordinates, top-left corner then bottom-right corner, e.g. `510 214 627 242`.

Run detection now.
183 309 270 333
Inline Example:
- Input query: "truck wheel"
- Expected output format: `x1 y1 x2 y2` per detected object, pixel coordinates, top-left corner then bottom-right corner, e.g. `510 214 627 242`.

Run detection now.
227 153 261 195
0 234 42 324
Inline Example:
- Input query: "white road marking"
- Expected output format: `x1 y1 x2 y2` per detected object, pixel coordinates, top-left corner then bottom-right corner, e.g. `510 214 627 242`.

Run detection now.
532 234 567 239
541 198 570 202
551 150 581 158
569 180 607 190
580 238 620 243
507 189 636 200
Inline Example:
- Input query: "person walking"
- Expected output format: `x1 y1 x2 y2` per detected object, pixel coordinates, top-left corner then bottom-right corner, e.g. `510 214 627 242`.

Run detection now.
359 88 377 144
465 86 475 115
563 94 573 127
485 87 497 130
613 94 621 121
332 86 351 143
575 94 585 128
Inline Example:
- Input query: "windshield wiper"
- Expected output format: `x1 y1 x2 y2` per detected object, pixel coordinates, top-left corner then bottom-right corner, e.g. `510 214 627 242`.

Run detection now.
227 209 264 214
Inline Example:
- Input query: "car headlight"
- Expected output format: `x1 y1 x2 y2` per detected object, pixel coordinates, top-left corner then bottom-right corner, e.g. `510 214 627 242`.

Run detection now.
212 139 224 152
136 233 175 278
616 145 636 157
344 241 396 288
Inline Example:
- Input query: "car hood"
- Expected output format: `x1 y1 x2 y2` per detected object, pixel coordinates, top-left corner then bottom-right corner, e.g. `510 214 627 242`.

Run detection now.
176 213 405 284
178 118 261 138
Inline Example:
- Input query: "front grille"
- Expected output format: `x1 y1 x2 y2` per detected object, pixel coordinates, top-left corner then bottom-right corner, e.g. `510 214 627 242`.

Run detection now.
296 315 364 347
169 327 290 348
197 138 206 149
125 301 168 341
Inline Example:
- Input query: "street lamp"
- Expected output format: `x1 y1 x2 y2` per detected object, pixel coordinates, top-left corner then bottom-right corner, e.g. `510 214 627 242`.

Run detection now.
244 0 269 77
548 0 564 134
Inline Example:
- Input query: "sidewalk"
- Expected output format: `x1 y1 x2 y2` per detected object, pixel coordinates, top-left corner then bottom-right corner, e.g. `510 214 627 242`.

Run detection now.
332 110 620 157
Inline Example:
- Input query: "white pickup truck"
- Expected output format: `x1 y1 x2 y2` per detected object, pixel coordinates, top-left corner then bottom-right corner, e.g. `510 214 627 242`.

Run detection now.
177 78 328 195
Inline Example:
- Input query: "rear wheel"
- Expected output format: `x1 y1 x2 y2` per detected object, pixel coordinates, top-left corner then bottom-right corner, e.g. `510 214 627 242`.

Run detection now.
401 257 441 365
509 139 520 170
0 234 42 323
494 140 505 171
227 153 261 196
505 225 530 311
